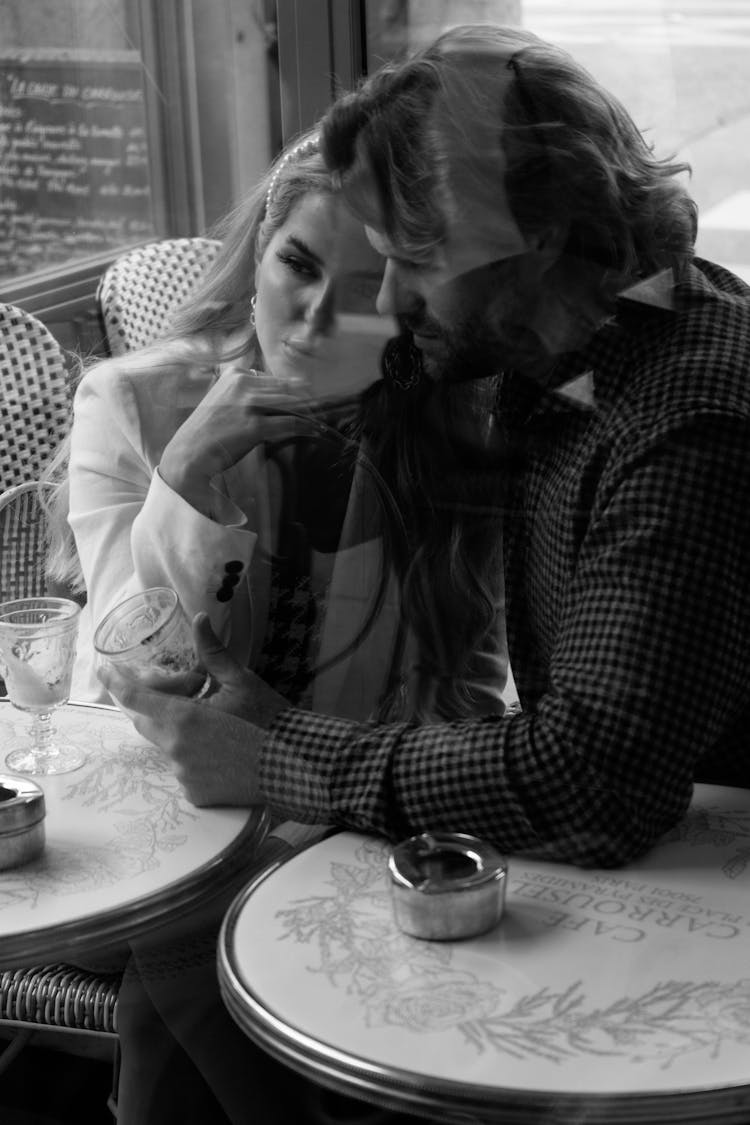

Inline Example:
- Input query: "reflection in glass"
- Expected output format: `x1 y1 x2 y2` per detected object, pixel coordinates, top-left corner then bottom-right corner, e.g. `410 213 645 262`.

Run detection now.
0 0 156 283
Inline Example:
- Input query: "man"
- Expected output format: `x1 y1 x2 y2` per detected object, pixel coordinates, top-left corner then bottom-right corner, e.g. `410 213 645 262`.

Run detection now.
104 24 750 868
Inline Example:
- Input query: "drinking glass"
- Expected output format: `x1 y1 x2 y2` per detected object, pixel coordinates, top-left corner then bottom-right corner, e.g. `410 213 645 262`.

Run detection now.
94 587 200 687
0 597 83 775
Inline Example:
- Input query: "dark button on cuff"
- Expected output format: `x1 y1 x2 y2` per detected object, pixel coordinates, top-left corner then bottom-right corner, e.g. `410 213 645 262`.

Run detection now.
215 569 241 602
225 560 243 573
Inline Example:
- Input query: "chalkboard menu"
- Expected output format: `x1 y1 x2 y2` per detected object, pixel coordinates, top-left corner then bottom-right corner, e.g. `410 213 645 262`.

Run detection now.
0 49 157 281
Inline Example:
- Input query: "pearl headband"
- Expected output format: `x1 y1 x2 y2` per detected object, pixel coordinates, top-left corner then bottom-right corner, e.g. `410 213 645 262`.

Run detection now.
265 133 320 212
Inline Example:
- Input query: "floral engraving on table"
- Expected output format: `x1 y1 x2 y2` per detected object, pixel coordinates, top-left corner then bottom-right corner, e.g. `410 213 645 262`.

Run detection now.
457 978 750 1068
63 739 194 834
660 805 750 878
274 838 492 1029
0 824 184 909
0 711 192 907
275 840 750 1066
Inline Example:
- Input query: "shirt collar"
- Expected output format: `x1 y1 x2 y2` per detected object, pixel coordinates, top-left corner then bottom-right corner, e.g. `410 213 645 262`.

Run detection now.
500 267 679 424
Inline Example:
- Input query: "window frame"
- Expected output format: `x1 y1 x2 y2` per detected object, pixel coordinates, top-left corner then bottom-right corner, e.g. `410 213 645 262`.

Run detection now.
275 0 365 143
0 0 367 339
0 0 208 334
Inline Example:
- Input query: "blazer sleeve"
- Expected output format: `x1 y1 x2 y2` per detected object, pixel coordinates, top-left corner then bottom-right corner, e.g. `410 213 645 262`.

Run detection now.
68 361 257 658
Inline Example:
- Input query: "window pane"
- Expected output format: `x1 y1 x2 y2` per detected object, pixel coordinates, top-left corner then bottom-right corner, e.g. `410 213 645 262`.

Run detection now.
0 0 159 284
364 0 750 282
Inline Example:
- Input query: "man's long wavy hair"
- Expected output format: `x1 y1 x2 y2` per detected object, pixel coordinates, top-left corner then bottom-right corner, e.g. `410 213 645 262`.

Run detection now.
43 129 334 593
323 23 697 287
323 23 699 721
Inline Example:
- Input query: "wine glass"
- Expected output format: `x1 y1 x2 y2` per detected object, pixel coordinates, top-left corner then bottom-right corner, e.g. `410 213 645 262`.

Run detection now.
0 597 84 775
93 587 203 691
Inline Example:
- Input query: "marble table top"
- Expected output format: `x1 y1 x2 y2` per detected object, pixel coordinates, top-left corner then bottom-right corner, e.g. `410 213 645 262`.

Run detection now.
220 783 750 1124
0 700 267 965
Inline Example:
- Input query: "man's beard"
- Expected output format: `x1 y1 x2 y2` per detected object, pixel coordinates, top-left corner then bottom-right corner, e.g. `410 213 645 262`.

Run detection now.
367 324 505 472
401 311 499 386
404 297 552 389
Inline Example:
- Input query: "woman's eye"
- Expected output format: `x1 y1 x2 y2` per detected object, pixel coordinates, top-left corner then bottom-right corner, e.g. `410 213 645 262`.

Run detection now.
277 253 317 277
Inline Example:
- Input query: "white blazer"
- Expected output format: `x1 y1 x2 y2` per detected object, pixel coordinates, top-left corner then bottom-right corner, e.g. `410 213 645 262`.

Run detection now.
68 357 512 716
67 357 403 715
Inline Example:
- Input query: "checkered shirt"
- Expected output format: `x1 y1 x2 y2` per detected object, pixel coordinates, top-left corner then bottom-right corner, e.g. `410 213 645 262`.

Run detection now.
260 259 750 866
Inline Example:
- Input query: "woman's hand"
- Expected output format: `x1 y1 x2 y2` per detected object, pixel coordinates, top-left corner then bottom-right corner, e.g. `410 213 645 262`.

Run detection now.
160 363 310 515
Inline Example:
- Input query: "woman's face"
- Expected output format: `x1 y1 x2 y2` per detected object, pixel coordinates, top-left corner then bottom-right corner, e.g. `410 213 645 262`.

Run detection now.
254 191 390 397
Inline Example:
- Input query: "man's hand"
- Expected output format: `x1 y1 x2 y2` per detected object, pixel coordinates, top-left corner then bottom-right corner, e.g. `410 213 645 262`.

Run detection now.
99 613 290 807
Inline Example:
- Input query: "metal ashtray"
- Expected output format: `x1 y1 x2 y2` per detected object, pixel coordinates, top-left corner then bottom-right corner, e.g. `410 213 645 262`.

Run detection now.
0 775 46 870
388 831 507 941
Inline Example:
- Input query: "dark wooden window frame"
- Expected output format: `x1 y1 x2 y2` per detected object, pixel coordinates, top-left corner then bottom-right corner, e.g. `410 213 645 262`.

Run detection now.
275 0 365 143
0 0 367 339
0 0 205 334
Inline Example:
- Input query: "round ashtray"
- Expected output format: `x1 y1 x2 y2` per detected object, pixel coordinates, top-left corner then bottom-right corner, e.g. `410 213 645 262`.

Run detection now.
0 775 46 870
388 832 507 941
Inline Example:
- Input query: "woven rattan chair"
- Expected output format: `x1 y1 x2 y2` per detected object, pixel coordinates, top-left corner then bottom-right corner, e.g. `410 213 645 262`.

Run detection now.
0 311 121 1113
97 236 221 355
0 480 56 604
0 962 120 1077
0 303 72 493
0 961 120 1117
0 488 122 1106
0 964 120 1038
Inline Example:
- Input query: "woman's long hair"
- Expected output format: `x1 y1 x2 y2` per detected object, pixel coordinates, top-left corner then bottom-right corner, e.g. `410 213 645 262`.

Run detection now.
356 350 507 723
43 129 333 592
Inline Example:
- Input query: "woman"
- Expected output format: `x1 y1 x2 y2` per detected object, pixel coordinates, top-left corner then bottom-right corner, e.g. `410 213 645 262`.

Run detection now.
54 132 427 1125
59 128 394 709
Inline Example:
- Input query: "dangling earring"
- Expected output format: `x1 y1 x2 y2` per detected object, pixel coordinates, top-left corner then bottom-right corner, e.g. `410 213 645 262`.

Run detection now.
381 333 424 391
249 294 257 330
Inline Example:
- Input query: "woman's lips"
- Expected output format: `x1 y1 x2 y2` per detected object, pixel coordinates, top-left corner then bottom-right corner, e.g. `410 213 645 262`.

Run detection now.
283 338 319 360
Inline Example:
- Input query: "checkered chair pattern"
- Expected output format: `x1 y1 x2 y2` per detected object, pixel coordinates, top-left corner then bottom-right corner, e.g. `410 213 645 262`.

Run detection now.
0 481 122 1103
97 236 222 355
0 303 71 493
0 480 56 605
0 309 120 1110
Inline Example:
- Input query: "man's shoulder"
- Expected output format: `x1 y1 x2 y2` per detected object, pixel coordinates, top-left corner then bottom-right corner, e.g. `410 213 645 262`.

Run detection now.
615 259 750 419
684 257 750 302
670 258 750 354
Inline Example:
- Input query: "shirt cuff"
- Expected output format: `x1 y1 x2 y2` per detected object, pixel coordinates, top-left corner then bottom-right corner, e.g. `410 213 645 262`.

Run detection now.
154 465 248 528
259 707 346 823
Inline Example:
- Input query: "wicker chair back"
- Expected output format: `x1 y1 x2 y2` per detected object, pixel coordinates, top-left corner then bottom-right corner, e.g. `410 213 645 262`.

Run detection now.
0 304 71 493
97 236 221 355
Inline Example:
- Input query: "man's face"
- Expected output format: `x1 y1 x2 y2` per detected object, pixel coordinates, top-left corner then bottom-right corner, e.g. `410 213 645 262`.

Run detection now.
365 207 552 383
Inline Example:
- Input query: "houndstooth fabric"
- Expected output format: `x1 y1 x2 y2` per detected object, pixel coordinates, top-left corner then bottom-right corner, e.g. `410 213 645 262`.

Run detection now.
0 303 71 491
97 237 221 355
260 258 750 867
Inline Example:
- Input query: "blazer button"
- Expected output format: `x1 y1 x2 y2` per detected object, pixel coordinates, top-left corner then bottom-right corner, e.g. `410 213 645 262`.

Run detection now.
215 570 241 602
225 560 243 573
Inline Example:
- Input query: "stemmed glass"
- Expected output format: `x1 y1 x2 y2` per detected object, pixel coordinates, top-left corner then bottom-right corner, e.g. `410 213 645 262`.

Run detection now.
0 597 84 775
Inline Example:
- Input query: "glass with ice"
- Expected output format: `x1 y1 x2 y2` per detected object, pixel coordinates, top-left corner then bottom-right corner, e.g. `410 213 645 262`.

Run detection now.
0 597 83 775
94 587 199 687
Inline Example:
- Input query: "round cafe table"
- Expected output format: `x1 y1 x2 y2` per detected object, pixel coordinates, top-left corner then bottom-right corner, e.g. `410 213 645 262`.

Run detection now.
0 700 268 967
219 783 750 1125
